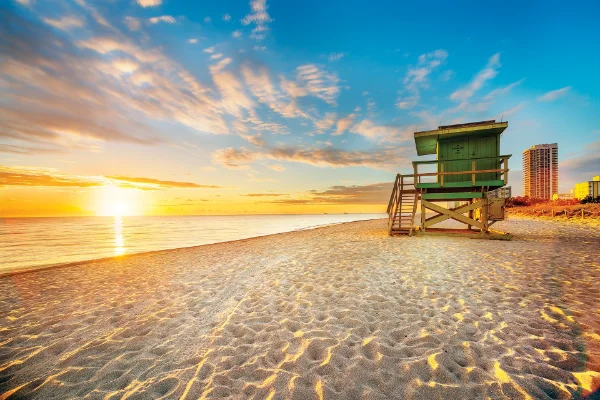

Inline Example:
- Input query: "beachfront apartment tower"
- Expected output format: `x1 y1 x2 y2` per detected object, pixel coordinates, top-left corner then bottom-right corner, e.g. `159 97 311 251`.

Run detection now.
522 143 558 200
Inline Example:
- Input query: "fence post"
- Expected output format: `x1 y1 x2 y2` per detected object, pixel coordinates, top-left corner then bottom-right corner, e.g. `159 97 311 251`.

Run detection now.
551 209 554 217
582 209 584 219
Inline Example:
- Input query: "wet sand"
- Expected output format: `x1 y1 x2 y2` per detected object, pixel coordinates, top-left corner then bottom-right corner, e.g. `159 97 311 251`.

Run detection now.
1 217 599 399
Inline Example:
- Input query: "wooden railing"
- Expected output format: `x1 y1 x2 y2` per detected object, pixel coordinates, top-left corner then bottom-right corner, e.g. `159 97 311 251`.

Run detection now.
386 174 401 215
412 155 511 187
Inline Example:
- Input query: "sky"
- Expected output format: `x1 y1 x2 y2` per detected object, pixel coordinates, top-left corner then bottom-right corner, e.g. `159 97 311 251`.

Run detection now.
1 0 599 217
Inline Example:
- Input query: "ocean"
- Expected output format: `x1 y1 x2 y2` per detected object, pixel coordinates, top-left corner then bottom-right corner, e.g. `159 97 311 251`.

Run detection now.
0 214 385 273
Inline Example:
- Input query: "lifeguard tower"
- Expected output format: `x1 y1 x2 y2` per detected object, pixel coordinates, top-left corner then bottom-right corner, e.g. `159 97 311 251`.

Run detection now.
387 120 512 239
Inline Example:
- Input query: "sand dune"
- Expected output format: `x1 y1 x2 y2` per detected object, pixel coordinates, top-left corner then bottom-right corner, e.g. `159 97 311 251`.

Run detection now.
1 217 600 399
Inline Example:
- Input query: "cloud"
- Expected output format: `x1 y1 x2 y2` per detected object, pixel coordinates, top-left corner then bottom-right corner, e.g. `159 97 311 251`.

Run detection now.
1 11 232 155
314 113 337 133
335 114 355 135
396 49 447 109
242 0 273 40
241 64 309 120
349 120 413 143
484 78 525 101
0 166 224 190
124 16 141 31
203 46 215 53
187 38 199 44
43 15 85 31
243 193 287 197
210 53 223 60
450 53 500 102
106 176 223 189
203 17 211 23
328 53 345 62
0 166 103 188
537 86 571 102
286 64 340 105
149 15 176 24
266 182 393 205
223 13 232 21
496 102 526 120
213 144 410 171
266 164 285 172
559 141 600 187
137 0 162 7
0 144 65 155
232 30 242 38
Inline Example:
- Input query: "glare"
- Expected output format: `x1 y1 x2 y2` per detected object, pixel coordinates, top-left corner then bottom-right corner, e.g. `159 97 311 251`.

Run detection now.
95 186 139 216
114 215 125 256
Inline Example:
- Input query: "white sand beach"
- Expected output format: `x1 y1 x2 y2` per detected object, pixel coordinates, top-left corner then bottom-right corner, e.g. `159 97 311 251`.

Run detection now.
1 217 600 399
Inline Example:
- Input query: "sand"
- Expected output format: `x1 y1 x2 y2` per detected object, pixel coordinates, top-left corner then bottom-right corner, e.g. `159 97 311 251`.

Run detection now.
1 217 600 399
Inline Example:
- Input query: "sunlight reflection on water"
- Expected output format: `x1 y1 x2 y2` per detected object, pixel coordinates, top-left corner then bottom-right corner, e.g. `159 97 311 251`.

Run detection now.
1 214 385 271
114 216 125 256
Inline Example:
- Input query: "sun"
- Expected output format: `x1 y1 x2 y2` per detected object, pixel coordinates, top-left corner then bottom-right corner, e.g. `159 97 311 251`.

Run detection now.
95 186 139 216
110 202 129 217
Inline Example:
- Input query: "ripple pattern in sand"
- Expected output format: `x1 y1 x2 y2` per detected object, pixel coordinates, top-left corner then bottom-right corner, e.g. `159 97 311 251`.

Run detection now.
1 218 600 399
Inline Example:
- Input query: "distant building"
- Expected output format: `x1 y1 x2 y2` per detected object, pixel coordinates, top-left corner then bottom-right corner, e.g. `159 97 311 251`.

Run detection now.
522 143 558 200
573 176 600 200
553 193 573 200
488 186 512 199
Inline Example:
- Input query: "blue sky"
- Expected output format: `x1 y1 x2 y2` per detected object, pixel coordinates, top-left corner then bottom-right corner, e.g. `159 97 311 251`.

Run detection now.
1 0 599 215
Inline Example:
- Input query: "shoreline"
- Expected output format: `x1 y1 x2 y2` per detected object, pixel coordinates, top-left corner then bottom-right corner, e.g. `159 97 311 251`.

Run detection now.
0 217 383 278
1 218 599 398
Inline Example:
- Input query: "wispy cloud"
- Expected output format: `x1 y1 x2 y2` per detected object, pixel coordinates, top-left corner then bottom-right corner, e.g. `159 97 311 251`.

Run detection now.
222 13 232 21
43 15 84 31
349 120 414 143
241 0 272 40
187 38 199 44
149 15 176 24
291 64 340 105
537 86 571 102
213 144 410 171
266 164 285 172
265 182 393 205
328 52 345 62
106 176 223 189
0 166 223 190
232 30 242 38
450 53 500 102
137 0 162 7
124 16 141 31
484 78 525 100
335 114 355 135
396 49 448 109
243 193 287 197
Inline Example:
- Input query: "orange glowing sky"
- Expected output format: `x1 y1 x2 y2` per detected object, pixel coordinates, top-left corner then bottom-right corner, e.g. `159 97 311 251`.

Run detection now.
1 0 599 217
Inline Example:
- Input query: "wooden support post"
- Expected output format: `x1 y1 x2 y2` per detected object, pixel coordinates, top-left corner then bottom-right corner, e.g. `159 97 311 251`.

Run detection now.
472 161 476 186
503 157 508 184
582 209 585 219
552 209 554 217
413 163 418 185
440 163 444 187
468 198 473 230
421 190 426 232
482 199 489 233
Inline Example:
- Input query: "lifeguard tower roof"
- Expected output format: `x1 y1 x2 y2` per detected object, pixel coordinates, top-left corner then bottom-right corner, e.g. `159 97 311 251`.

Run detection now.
414 120 508 156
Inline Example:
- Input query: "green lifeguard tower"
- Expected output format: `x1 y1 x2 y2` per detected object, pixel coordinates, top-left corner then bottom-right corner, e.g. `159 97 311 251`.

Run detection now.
387 120 512 239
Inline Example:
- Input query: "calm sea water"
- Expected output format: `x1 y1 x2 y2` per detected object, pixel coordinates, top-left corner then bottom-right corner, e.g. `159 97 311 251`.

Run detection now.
0 214 384 272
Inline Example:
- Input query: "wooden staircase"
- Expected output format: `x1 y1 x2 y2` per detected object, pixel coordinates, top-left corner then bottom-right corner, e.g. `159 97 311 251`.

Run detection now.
387 174 420 236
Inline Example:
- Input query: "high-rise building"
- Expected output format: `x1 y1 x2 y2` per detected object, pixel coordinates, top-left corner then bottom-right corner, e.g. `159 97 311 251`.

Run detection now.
522 143 558 199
